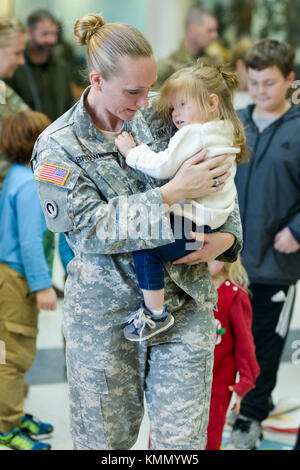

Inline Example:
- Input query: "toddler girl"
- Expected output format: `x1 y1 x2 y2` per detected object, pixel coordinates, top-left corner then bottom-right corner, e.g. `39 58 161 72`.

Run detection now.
205 257 260 450
115 62 248 342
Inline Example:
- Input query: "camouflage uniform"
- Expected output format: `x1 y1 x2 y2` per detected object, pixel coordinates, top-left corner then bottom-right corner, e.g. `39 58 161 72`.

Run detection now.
31 88 242 450
0 81 29 192
152 41 226 91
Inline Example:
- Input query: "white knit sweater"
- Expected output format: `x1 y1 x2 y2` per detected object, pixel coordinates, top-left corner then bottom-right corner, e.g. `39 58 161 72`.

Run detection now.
126 120 240 229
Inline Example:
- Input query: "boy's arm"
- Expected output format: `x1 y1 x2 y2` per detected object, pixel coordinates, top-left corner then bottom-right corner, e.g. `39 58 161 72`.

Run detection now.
16 180 53 293
125 126 205 179
288 213 300 244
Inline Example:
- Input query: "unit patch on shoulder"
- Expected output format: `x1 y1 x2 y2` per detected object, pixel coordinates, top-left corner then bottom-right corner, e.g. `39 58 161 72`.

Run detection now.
38 163 70 186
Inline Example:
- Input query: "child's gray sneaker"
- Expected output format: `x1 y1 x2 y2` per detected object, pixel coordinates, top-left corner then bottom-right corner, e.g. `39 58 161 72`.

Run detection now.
225 414 263 450
124 303 174 342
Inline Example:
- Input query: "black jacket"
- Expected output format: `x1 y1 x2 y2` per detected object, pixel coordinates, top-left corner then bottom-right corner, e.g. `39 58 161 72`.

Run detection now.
236 104 300 285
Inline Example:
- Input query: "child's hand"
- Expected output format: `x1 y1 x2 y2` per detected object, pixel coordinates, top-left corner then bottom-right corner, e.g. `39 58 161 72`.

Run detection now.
36 287 57 311
229 386 242 414
115 131 136 157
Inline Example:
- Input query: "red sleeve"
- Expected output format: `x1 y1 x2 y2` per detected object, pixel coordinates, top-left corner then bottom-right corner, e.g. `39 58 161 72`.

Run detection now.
229 288 260 397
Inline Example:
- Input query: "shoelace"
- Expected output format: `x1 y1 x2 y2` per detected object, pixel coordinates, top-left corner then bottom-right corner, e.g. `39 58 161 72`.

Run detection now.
126 308 156 343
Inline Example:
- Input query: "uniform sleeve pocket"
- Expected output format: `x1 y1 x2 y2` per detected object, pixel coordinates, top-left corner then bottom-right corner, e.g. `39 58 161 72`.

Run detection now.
36 182 73 233
34 165 81 233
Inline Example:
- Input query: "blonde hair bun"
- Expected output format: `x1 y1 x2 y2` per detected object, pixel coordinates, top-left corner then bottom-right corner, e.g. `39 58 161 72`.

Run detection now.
73 13 106 46
218 66 239 93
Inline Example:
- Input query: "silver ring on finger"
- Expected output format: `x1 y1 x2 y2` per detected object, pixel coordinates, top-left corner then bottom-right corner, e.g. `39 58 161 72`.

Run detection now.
213 177 221 187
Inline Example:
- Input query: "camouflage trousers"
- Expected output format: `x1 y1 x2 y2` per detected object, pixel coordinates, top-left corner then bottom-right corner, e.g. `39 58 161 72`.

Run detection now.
64 299 215 450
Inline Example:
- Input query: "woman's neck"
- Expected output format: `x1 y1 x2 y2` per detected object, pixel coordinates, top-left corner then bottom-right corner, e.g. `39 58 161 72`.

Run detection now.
85 87 124 132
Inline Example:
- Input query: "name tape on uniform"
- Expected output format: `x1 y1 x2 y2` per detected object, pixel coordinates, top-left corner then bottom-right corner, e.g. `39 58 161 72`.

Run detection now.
38 163 70 186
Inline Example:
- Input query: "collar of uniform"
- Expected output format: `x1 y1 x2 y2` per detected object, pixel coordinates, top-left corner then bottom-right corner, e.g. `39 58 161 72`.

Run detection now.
73 86 154 149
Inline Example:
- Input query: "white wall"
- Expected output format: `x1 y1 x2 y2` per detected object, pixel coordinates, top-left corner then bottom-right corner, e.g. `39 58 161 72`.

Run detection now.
146 0 195 60
0 0 12 15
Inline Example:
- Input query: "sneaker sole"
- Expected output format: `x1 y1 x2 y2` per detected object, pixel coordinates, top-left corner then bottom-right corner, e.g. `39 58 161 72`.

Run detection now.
124 315 175 342
225 434 263 450
30 432 53 440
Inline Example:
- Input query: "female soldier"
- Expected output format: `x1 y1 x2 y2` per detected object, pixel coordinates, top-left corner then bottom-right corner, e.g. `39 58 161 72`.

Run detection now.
31 14 242 450
0 16 28 191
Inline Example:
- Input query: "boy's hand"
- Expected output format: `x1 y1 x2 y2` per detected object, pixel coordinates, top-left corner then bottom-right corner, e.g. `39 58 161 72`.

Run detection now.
229 386 242 414
274 226 300 254
36 287 57 311
115 131 136 157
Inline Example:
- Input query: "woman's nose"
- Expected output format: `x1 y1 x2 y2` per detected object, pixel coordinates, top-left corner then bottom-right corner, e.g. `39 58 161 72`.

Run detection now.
138 93 149 108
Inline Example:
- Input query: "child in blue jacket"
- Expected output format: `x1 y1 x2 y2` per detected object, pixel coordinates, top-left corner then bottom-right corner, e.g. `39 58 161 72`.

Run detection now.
0 110 57 450
227 39 300 450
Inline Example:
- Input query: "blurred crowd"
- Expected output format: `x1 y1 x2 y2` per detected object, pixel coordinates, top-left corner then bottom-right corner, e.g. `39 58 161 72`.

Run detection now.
0 5 299 451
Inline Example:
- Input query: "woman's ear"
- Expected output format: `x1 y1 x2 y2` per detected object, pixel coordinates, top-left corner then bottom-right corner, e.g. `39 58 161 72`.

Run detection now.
89 70 103 91
208 93 219 114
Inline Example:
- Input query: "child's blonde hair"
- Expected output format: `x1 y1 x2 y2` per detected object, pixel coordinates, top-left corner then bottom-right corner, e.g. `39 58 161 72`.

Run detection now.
158 61 249 163
221 255 250 291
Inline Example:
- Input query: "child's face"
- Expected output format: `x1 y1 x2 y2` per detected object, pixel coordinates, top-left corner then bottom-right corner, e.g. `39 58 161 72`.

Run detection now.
247 66 294 114
170 91 204 129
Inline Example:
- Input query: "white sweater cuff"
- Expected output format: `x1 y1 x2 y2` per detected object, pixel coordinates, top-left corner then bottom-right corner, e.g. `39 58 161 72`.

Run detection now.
126 145 148 170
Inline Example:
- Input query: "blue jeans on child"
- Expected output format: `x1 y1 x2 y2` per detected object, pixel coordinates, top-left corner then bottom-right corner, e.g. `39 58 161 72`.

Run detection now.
133 215 218 290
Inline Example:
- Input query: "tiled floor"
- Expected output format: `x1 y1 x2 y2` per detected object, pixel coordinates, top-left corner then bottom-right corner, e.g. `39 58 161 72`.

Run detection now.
6 249 300 450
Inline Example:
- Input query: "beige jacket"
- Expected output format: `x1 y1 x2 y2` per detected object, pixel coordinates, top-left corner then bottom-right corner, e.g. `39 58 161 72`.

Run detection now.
126 120 240 229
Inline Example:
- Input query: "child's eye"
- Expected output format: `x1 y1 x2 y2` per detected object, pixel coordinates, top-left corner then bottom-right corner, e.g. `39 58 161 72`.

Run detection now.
127 90 138 95
180 102 186 107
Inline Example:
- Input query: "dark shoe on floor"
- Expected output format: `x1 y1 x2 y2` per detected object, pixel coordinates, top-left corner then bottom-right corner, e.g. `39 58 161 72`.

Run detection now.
225 414 263 450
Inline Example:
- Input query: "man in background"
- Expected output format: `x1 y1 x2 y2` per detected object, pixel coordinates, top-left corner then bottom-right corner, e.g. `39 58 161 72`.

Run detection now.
6 10 73 121
152 6 220 90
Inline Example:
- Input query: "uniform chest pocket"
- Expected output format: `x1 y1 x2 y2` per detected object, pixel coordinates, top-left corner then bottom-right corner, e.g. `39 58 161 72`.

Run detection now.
96 157 136 197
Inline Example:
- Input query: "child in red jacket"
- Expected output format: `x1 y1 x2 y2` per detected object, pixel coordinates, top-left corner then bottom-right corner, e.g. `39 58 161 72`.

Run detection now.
206 256 260 450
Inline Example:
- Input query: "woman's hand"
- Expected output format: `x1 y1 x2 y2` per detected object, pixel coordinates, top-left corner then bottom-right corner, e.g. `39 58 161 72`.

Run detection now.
36 287 57 311
160 149 231 207
115 131 136 157
273 226 300 254
172 231 235 265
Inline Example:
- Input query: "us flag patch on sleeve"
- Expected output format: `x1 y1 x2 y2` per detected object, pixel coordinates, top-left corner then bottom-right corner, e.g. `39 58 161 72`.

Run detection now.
38 163 70 186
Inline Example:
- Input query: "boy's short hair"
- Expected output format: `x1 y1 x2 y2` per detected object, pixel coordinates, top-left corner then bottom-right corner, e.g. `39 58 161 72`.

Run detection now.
1 110 51 164
245 39 294 77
